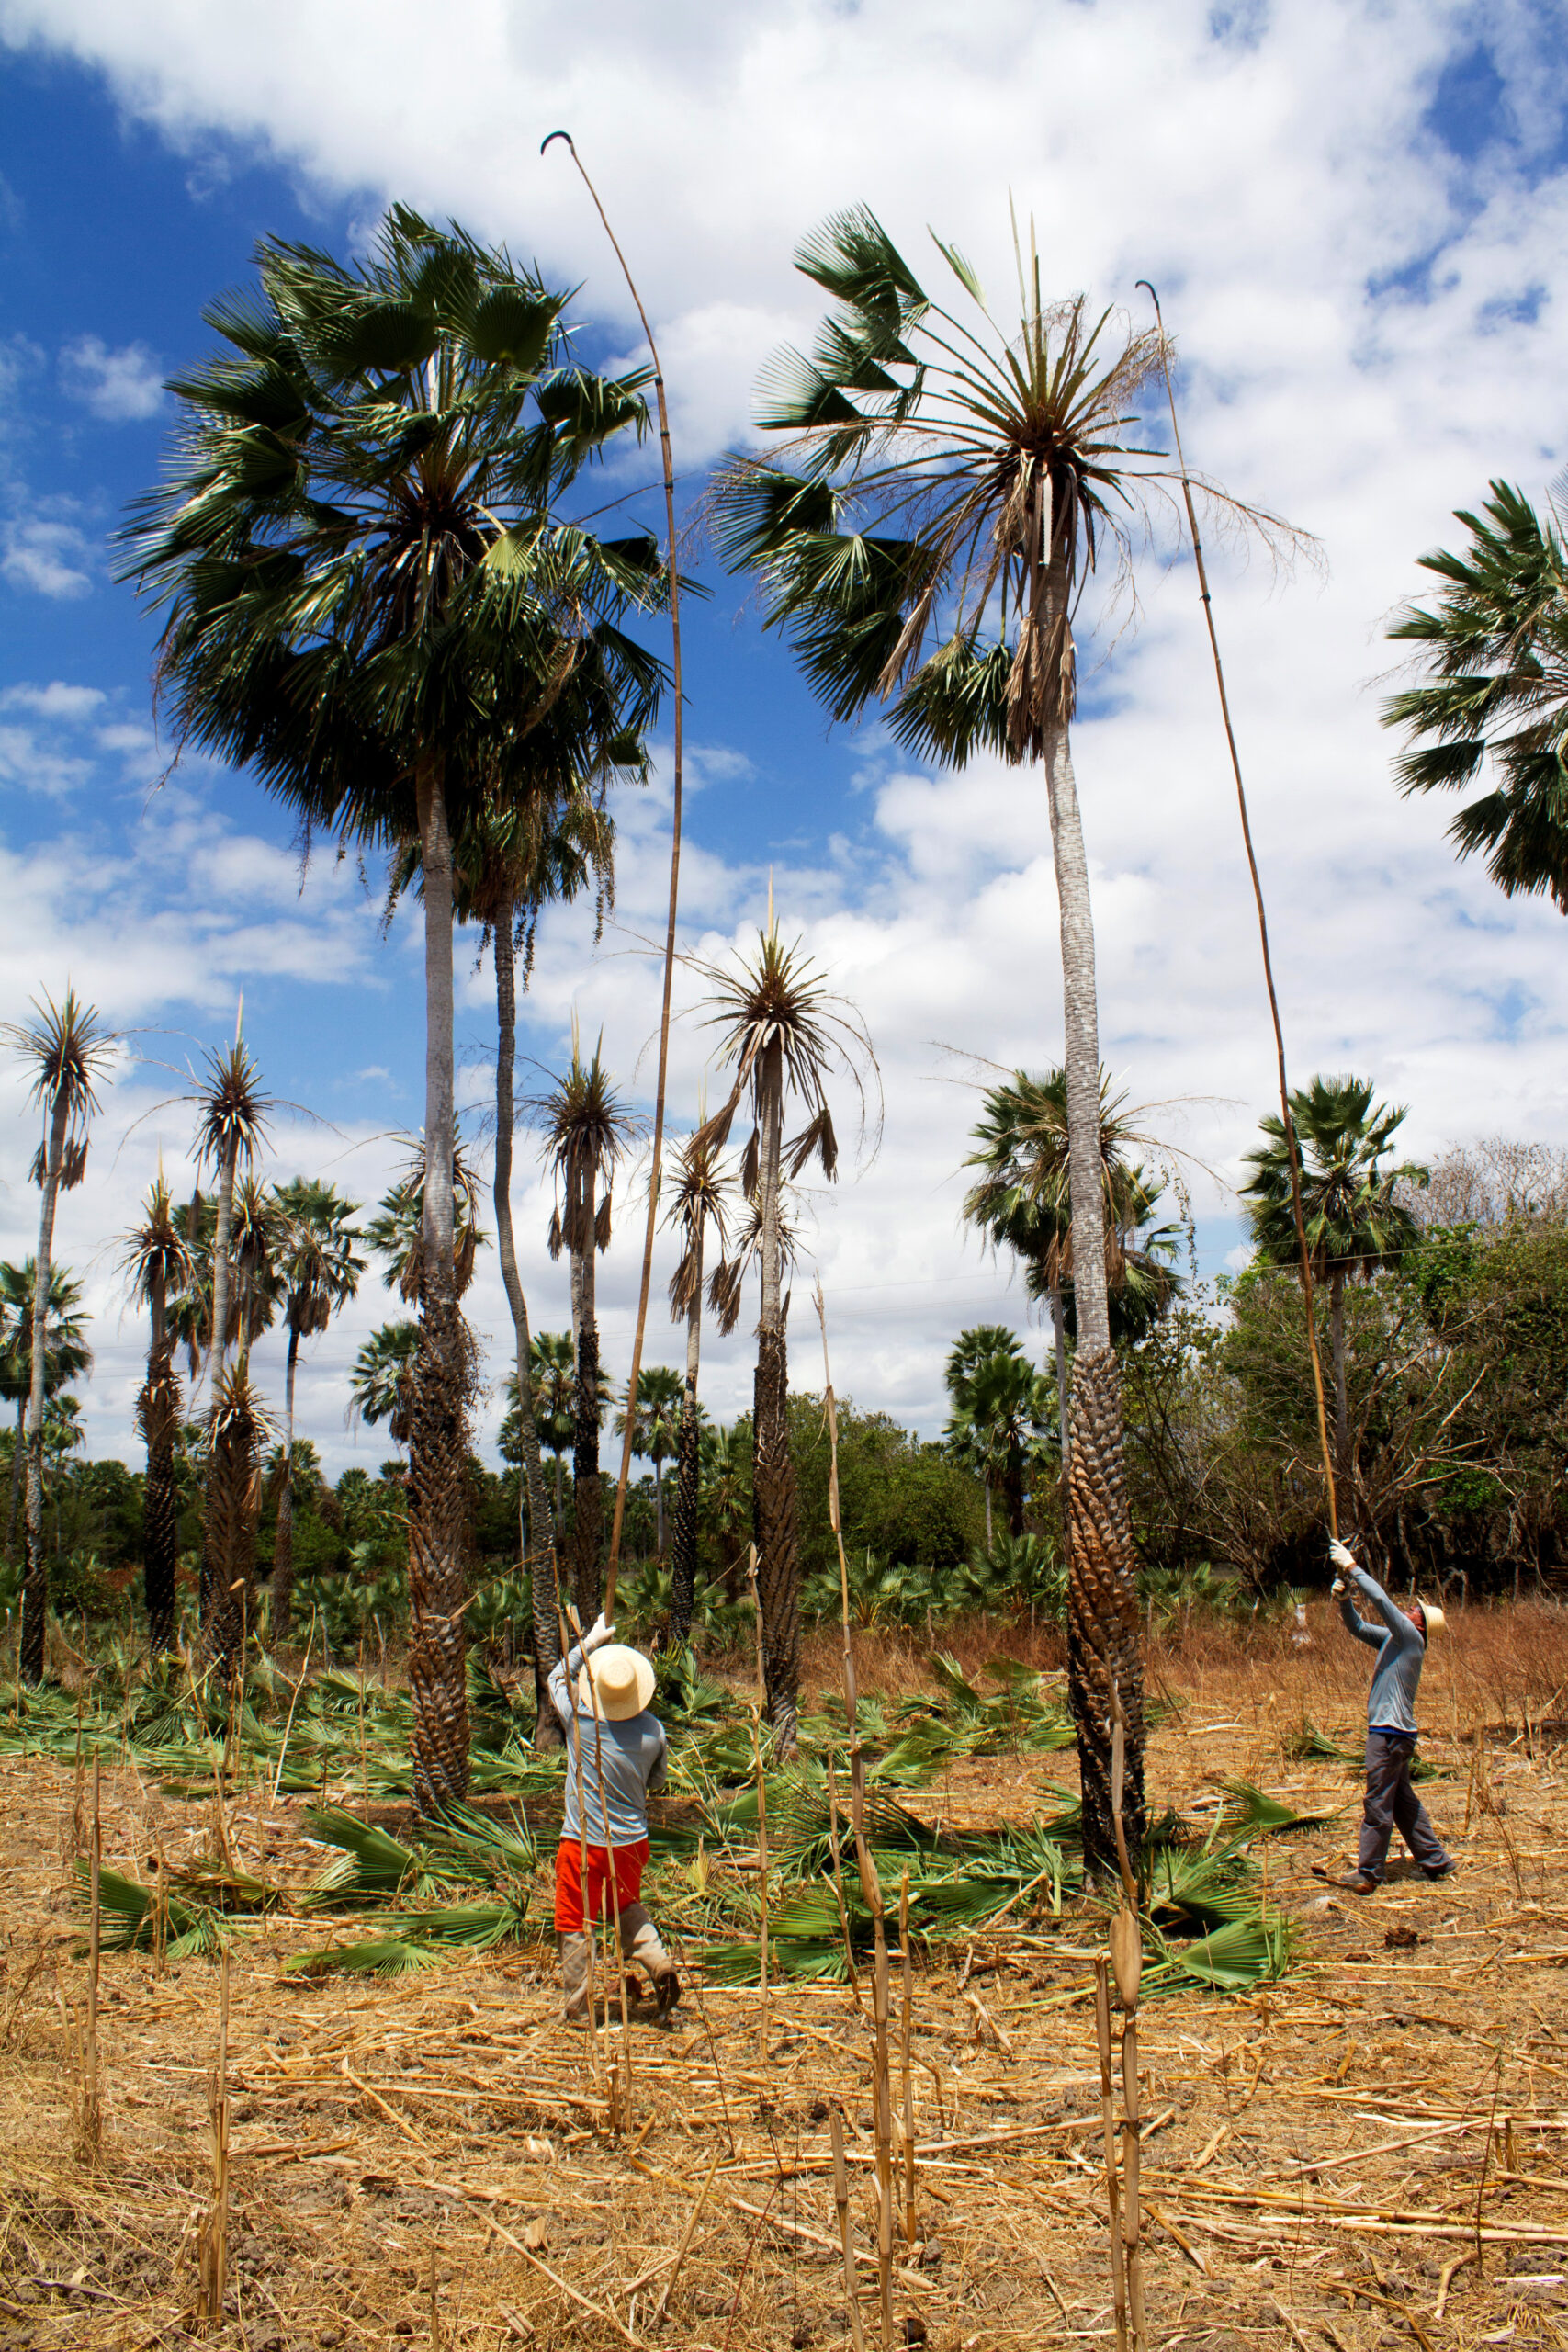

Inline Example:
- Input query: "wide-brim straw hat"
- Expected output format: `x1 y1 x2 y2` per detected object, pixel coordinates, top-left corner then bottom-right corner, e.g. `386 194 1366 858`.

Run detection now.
576 1643 656 1721
1420 1603 1447 1637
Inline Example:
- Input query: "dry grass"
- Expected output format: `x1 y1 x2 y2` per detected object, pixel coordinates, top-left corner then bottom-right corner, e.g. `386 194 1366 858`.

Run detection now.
5 1609 1568 2349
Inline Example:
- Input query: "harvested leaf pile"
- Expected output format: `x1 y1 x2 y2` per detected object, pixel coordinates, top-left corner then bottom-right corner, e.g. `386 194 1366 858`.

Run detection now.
3 1610 1568 2350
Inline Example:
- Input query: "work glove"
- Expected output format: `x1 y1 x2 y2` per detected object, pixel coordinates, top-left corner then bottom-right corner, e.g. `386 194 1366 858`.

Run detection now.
1331 1578 1347 1599
583 1612 615 1654
1328 1538 1359 1576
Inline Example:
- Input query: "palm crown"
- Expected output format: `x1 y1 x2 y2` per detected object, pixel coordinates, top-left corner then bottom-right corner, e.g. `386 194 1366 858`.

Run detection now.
1382 480 1568 909
1241 1077 1427 1282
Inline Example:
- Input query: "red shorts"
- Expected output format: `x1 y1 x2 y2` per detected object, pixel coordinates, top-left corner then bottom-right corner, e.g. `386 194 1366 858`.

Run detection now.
555 1838 649 1933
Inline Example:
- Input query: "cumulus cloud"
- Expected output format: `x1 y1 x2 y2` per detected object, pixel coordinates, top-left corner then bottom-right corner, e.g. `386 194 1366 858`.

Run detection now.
59 333 164 421
1 514 94 597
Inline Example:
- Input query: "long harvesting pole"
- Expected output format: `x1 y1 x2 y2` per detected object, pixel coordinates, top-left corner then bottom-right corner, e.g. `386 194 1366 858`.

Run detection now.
1136 281 1339 1537
543 131 685 1615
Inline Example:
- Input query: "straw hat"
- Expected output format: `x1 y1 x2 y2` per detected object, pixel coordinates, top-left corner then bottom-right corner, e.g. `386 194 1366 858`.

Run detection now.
1419 1602 1447 1638
576 1643 656 1721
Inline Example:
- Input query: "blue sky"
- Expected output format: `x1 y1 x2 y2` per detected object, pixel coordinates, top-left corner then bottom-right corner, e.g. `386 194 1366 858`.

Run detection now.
1 1 1566 1473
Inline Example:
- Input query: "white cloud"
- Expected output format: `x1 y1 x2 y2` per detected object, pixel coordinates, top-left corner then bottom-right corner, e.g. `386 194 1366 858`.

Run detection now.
59 334 164 422
0 681 105 719
1 514 93 597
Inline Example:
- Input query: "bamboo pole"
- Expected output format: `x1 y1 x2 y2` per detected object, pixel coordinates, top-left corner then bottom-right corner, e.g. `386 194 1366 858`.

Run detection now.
543 131 686 1618
747 1544 770 2060
557 1601 603 2092
81 1751 101 2159
655 2148 721 2324
197 1945 231 2330
829 2105 867 2352
1094 1958 1129 2352
826 1753 863 2008
899 1870 917 2248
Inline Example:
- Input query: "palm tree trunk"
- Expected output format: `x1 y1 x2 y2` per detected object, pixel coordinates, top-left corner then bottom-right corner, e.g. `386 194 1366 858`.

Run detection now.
19 1091 68 1683
571 1170 603 1626
554 1449 564 1523
1003 1442 1025 1540
407 758 471 1815
752 1036 801 1751
198 1130 240 1659
6 1396 25 1559
1330 1267 1350 1526
141 1275 180 1654
1043 693 1144 1886
492 912 561 1748
1050 1283 1070 1470
672 1271 703 1645
270 1324 301 1645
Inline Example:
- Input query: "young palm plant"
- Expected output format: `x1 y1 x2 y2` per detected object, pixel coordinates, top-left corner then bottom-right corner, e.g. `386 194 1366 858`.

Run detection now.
123 204 664 1812
709 212 1282 1863
270 1180 365 1638
1382 480 1568 908
663 1129 739 1644
533 1040 638 1622
693 919 874 1748
0 1261 92 1567
121 1177 197 1652
1241 1076 1427 1530
4 990 113 1682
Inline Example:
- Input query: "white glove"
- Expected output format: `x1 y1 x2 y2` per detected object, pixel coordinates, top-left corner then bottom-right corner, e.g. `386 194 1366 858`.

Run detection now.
1331 1577 1347 1598
1328 1539 1358 1575
583 1612 615 1654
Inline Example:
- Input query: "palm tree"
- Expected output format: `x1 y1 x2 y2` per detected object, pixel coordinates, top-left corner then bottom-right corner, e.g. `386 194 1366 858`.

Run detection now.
270 1179 364 1638
692 919 874 1748
533 1040 638 1623
707 217 1275 1859
663 1130 739 1645
698 1420 751 1602
942 1327 1055 1544
4 990 112 1681
120 1177 197 1652
365 1134 487 1306
613 1363 684 1560
0 1262 92 1567
229 1170 284 1354
349 1320 422 1453
525 1331 576 1522
123 206 664 1812
193 1036 271 1392
1241 1076 1427 1529
1382 481 1568 906
963 1068 1183 1461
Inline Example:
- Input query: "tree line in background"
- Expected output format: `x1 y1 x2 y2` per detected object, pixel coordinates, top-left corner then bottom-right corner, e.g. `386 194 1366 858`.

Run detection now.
2 195 1563 1883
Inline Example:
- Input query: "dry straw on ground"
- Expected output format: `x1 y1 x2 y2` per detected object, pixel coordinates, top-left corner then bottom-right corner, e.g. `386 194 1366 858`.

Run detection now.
4 1605 1568 2350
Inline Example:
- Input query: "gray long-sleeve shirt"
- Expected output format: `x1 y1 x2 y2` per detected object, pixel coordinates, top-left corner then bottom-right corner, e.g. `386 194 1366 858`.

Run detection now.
1339 1563 1426 1735
548 1643 668 1847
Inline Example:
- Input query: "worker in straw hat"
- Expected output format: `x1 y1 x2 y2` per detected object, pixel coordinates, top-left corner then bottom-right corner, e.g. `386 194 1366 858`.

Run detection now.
548 1611 680 2023
1325 1537 1456 1895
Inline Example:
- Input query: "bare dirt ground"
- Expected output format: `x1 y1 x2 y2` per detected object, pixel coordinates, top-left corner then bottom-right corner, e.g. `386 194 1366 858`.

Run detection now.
4 1600 1568 2352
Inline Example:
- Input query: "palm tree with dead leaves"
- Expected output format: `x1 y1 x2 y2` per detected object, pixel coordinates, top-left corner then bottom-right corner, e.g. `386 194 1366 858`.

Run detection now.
366 1135 487 1308
121 1175 197 1653
270 1178 365 1640
692 919 874 1748
711 209 1292 1865
663 1128 739 1645
534 1039 639 1623
4 989 113 1683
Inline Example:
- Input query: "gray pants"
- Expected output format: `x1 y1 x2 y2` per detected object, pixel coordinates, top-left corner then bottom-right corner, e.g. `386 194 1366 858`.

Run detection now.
1359 1731 1450 1881
559 1901 671 2018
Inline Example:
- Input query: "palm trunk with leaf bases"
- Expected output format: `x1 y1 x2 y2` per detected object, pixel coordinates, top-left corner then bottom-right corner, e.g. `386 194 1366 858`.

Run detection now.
492 900 562 1748
201 1363 265 1676
752 1032 802 1749
1043 594 1146 1889
138 1270 183 1654
19 1082 71 1683
406 759 471 1815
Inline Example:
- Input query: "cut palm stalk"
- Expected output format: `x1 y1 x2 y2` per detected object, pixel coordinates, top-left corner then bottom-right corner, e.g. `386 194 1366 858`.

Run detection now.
899 1870 917 2246
1094 1956 1129 2352
830 2104 867 2352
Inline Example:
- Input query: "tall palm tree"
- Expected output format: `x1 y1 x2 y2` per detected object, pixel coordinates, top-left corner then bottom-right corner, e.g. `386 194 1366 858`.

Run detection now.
1382 481 1568 907
270 1179 364 1637
708 214 1270 1862
1241 1076 1427 1528
365 1135 487 1306
525 1331 576 1523
613 1363 684 1559
663 1130 738 1645
0 1262 92 1566
349 1320 421 1453
123 205 664 1813
693 919 874 1748
534 1040 637 1623
963 1068 1183 1462
229 1170 284 1355
190 1035 270 1674
120 1177 197 1652
4 990 112 1682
